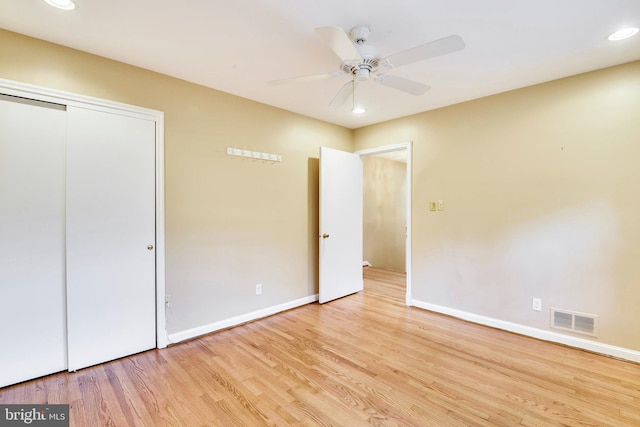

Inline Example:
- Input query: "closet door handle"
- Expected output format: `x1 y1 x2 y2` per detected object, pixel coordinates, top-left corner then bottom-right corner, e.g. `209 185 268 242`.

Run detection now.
147 245 154 250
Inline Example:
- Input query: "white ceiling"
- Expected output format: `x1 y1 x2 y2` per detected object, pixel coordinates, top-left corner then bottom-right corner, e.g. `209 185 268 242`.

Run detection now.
2 1 639 129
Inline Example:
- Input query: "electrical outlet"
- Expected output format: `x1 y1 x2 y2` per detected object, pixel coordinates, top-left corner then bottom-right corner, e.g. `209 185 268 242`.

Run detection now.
532 298 542 312
165 294 171 309
256 283 262 295
437 200 444 211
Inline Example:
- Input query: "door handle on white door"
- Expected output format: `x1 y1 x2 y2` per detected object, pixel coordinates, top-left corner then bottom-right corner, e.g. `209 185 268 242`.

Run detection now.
321 234 330 239
147 245 154 250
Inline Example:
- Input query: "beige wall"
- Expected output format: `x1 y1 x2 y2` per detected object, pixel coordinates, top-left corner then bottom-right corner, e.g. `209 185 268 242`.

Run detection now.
363 156 406 272
354 61 640 351
0 29 353 335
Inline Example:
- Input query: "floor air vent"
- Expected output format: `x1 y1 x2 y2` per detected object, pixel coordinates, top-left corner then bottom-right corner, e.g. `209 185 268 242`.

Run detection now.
550 308 598 337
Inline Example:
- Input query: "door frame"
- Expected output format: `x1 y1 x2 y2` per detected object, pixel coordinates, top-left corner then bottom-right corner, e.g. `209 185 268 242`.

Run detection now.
355 141 412 306
0 78 168 348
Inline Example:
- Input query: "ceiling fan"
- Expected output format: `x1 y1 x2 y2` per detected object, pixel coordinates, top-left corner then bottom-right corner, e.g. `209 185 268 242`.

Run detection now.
269 26 465 108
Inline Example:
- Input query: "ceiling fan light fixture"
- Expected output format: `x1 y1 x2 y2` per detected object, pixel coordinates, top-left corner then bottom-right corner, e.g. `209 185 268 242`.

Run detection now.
43 0 76 10
607 27 639 41
352 106 366 114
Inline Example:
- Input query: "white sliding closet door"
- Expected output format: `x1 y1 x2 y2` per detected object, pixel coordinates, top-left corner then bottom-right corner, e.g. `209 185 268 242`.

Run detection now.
0 95 67 387
66 107 156 371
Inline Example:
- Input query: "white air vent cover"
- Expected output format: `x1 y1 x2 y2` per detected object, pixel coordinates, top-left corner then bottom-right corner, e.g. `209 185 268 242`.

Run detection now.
550 308 598 337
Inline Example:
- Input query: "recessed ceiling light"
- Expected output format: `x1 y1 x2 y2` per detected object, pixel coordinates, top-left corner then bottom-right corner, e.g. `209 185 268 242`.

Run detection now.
43 0 76 10
352 106 366 114
608 27 639 41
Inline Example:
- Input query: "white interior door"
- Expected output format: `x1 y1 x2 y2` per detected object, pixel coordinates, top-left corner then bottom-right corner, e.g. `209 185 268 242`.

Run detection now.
0 95 67 387
319 147 363 303
66 106 156 371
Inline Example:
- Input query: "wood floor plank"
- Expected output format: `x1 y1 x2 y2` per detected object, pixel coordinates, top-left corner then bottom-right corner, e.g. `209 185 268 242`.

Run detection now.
1 267 639 426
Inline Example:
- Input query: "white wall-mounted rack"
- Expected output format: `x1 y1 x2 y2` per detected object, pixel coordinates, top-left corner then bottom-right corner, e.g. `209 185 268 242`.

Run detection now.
227 147 282 162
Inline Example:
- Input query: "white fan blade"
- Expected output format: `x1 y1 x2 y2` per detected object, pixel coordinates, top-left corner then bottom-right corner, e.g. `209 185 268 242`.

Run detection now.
329 81 354 107
268 72 341 85
376 75 430 95
316 26 363 63
383 35 465 68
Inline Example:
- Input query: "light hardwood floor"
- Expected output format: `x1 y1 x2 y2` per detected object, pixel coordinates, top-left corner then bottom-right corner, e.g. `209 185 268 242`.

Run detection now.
1 267 639 426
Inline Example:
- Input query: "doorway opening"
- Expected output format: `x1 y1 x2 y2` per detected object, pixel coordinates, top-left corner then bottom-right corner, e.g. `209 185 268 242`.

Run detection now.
356 142 412 305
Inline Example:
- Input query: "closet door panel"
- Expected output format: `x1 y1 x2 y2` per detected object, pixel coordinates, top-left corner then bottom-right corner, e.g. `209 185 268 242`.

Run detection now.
66 106 156 371
0 96 67 387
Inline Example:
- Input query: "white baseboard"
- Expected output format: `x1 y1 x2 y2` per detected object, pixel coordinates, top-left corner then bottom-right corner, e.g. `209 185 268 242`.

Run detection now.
167 294 319 344
412 299 640 364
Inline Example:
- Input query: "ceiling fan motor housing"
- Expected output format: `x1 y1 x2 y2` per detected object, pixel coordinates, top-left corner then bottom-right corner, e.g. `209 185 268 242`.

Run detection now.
342 44 380 81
